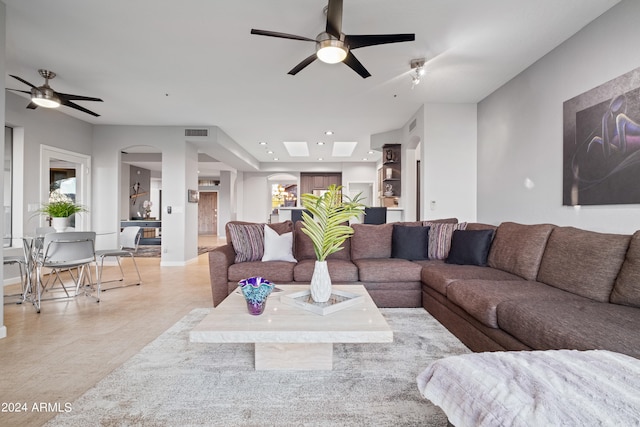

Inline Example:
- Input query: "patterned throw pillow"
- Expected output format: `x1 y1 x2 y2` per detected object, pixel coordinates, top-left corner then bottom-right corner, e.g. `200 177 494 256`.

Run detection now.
423 221 468 259
227 223 265 263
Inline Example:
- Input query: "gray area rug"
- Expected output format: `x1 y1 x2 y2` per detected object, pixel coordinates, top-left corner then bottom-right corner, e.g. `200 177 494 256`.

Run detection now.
46 308 470 426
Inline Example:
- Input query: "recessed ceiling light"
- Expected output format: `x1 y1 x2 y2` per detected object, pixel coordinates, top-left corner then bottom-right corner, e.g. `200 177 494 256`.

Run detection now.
325 130 334 135
259 142 267 145
317 142 325 146
362 158 368 161
368 151 374 154
273 157 279 161
318 157 324 161
267 150 274 154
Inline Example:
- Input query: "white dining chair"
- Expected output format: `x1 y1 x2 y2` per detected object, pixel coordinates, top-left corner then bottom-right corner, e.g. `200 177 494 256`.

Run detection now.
94 226 142 297
34 231 97 313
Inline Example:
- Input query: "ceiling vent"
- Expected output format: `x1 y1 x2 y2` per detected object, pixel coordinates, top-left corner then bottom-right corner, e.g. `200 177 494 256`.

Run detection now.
185 129 208 137
409 119 417 132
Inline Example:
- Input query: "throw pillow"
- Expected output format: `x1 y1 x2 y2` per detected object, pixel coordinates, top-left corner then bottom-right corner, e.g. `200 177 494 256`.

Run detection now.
262 225 297 262
227 223 265 263
446 229 495 266
424 221 468 259
391 225 430 261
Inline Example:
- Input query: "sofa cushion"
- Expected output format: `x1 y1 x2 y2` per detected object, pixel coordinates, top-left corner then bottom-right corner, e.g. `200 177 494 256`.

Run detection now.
423 221 468 260
611 230 640 308
261 225 297 262
227 222 265 263
293 220 351 261
228 260 295 283
391 224 429 260
487 222 555 281
351 223 393 259
446 280 585 328
418 260 524 296
446 229 494 266
497 299 640 359
537 227 630 302
293 259 359 282
225 220 293 244
353 258 422 282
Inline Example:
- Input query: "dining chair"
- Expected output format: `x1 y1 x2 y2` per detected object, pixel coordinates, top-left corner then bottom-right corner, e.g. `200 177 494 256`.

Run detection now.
34 231 97 313
3 255 28 304
94 226 142 297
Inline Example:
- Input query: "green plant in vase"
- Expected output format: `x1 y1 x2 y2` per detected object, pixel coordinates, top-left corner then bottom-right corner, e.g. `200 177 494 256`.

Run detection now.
300 184 364 302
39 190 87 231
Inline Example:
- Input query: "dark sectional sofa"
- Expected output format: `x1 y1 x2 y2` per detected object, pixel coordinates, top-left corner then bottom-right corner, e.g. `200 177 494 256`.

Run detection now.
208 219 640 359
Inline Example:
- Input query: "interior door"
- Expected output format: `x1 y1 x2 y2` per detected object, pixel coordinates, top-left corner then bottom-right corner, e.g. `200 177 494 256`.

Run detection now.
198 192 217 235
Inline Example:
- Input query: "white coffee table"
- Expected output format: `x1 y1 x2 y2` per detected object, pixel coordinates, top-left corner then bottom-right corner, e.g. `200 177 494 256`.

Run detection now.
190 284 393 370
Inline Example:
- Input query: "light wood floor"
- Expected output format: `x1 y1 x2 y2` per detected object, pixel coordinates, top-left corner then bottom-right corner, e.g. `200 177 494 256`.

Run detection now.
0 235 225 426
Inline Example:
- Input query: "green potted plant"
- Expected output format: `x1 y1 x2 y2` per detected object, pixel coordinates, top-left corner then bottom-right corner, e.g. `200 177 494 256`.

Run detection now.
300 184 364 302
39 190 87 232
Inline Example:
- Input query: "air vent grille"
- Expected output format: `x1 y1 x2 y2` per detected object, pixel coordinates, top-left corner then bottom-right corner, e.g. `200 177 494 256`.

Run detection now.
409 119 417 132
185 129 208 137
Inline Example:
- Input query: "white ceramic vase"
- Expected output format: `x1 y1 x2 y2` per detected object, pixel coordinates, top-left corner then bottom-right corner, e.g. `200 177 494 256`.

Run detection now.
51 217 69 232
310 260 332 303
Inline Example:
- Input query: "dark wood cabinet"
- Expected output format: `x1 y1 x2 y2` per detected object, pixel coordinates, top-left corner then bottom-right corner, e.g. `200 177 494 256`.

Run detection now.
300 173 342 196
380 144 401 206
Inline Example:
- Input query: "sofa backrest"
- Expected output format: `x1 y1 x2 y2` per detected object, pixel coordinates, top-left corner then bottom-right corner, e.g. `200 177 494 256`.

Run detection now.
351 223 394 259
487 222 555 281
536 226 630 302
611 230 640 308
294 220 351 261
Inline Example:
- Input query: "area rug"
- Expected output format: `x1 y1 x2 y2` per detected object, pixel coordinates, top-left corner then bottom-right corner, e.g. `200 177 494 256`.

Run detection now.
46 308 470 426
133 246 216 257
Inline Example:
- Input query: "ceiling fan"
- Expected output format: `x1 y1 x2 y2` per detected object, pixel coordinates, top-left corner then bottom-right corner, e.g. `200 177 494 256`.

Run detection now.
251 0 415 78
7 69 103 117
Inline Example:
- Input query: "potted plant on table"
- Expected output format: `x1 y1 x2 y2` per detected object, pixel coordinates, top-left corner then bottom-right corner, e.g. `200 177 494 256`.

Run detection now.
39 189 87 232
300 184 364 302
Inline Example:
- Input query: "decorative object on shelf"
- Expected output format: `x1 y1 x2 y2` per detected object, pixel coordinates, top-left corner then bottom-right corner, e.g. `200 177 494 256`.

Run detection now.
142 200 152 219
300 184 365 303
384 184 394 197
385 148 394 162
386 167 393 180
39 189 87 232
238 276 275 315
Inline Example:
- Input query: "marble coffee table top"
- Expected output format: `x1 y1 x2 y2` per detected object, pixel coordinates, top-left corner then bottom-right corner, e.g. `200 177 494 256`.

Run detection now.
190 284 393 344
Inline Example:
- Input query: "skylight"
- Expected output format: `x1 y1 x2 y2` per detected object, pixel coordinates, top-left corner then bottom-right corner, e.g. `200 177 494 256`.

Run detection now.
282 141 309 157
332 141 358 157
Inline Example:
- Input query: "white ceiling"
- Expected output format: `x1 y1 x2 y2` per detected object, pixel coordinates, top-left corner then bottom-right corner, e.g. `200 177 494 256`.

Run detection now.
4 0 620 170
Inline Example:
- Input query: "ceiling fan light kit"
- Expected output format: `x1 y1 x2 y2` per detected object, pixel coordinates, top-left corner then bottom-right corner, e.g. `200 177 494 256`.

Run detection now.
251 0 414 78
7 68 104 117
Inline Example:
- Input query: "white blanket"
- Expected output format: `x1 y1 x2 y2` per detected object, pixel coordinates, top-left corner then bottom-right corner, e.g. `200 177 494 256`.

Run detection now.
417 349 640 427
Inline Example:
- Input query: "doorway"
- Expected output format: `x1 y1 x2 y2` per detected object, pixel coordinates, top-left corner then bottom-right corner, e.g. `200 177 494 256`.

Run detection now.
40 145 91 230
198 192 218 235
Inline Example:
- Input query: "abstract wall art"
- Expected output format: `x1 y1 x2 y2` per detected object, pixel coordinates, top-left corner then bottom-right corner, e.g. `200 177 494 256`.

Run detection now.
563 67 640 205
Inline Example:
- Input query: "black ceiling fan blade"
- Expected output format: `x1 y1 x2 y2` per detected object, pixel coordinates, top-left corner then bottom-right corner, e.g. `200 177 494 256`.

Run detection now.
9 74 37 89
345 33 415 50
61 99 100 117
343 52 371 78
288 54 318 75
7 89 32 95
325 0 343 39
56 92 103 102
26 102 39 110
251 29 315 42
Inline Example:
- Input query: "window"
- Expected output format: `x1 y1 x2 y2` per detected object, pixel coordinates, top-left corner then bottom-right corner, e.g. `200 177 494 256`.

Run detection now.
3 127 13 248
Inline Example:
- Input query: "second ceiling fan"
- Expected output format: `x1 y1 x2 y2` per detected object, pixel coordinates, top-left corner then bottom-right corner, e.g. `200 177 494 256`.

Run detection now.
251 0 415 78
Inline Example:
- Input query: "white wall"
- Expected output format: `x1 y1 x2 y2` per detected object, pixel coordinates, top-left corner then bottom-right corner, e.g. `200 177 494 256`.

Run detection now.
92 125 199 264
1 0 6 339
478 0 640 233
421 104 478 223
